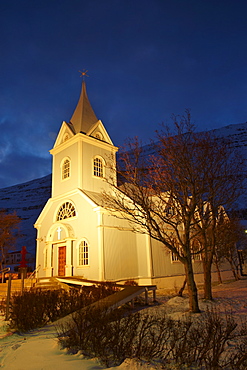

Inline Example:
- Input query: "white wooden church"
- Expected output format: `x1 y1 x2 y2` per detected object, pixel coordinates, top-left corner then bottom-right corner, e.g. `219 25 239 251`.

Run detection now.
34 81 227 288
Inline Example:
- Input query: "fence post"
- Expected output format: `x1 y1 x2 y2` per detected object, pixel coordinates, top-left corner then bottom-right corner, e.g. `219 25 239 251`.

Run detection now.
5 274 12 321
21 271 25 294
145 287 149 305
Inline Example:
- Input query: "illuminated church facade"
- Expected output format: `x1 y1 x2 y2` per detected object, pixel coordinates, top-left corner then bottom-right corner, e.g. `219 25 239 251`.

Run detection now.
35 81 221 288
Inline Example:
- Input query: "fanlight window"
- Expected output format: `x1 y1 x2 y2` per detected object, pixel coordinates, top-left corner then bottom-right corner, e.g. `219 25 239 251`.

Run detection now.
62 158 70 180
56 202 76 221
63 133 69 142
95 132 102 140
79 240 89 266
93 157 104 177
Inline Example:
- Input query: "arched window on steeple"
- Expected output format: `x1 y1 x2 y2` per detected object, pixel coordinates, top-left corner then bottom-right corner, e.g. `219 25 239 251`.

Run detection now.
93 156 104 178
61 158 71 180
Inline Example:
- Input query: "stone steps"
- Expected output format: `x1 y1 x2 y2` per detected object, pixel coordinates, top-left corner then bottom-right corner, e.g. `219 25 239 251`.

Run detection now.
32 278 70 292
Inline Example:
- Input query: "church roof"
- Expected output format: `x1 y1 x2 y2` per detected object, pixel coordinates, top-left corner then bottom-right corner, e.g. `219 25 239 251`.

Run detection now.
70 81 99 135
82 189 105 207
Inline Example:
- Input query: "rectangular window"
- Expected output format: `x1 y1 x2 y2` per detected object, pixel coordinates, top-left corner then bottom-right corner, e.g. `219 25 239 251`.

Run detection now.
79 241 89 266
62 159 70 179
93 157 103 177
171 252 180 262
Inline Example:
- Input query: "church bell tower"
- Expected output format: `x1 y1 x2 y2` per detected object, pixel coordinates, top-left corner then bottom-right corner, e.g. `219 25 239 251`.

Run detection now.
50 79 118 198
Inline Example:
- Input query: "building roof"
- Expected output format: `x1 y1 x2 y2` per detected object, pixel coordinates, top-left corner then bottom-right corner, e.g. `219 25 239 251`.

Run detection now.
82 189 105 207
70 81 99 135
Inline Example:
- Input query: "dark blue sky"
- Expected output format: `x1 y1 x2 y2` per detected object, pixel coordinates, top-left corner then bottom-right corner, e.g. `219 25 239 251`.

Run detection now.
1 0 247 188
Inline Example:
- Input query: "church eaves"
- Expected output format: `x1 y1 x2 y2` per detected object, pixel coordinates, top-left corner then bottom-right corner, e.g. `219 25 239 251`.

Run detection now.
69 81 99 135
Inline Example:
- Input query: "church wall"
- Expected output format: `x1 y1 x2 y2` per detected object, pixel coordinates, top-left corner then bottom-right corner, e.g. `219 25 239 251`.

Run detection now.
136 233 153 281
150 238 207 279
36 192 102 280
82 141 115 193
52 141 79 198
36 201 58 277
151 239 184 277
67 194 101 280
149 239 231 289
103 227 139 281
102 213 139 281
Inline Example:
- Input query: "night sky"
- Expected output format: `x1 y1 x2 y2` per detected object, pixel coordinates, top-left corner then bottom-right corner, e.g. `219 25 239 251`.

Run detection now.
1 0 247 188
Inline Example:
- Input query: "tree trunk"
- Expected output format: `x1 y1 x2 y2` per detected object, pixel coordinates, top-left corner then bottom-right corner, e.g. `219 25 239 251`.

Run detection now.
203 260 213 300
228 258 240 281
178 278 187 297
215 258 223 284
184 261 200 313
235 264 241 280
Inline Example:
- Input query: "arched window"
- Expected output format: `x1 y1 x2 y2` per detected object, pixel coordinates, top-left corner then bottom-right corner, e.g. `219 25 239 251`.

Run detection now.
63 133 69 142
95 132 102 140
61 158 70 180
79 240 89 266
93 156 104 177
56 202 76 221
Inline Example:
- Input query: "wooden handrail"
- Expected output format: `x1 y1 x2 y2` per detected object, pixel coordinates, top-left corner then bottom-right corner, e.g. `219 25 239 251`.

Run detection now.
0 267 10 274
27 264 41 280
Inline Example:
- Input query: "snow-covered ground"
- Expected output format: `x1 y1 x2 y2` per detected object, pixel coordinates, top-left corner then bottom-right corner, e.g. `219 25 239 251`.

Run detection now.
0 278 247 369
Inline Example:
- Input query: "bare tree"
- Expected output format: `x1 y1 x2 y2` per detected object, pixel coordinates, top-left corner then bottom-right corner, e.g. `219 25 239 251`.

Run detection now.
214 217 247 281
0 209 21 274
190 136 245 299
104 111 245 311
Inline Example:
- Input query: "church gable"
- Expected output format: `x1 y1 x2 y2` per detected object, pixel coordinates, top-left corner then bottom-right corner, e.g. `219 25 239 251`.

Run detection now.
53 121 75 149
87 120 113 145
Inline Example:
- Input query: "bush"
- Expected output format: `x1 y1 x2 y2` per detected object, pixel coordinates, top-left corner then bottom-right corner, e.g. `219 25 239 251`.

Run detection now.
57 307 247 369
57 307 139 367
8 283 118 332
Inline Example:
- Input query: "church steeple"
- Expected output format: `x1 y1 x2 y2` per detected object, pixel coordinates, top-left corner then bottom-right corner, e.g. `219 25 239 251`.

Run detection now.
70 81 99 135
50 76 118 198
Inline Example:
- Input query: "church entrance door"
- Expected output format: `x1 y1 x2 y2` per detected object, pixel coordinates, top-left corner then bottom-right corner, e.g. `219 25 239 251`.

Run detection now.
58 246 66 276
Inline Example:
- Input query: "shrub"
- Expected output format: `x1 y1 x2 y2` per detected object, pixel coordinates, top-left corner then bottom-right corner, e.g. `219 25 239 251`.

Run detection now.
57 307 247 369
57 307 140 367
8 283 118 332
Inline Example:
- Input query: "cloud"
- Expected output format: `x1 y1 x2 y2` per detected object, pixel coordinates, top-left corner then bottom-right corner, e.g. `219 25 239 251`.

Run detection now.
0 149 51 189
0 117 52 188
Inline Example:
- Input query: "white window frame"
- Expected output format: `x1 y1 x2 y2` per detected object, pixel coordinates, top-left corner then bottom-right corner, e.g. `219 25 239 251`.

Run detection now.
78 239 89 266
93 156 104 178
61 157 71 180
56 201 76 221
171 251 180 262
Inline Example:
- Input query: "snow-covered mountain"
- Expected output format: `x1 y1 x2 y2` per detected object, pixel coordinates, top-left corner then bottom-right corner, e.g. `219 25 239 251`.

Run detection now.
0 174 51 258
1 121 247 261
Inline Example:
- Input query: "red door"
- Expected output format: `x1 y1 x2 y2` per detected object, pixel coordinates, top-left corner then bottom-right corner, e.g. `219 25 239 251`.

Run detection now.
58 246 66 276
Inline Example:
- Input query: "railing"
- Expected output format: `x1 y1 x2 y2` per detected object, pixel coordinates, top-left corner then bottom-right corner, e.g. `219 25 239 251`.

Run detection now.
0 267 10 283
27 264 41 280
0 267 10 274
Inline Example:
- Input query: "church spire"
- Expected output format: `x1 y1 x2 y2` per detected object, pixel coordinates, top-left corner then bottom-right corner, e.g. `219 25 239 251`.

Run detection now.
70 79 99 135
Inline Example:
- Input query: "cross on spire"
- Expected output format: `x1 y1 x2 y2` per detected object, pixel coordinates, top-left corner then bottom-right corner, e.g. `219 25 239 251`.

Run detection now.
79 69 89 81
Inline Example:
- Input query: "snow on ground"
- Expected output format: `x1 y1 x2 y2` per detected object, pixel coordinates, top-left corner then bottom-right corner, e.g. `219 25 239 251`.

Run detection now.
0 278 247 369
